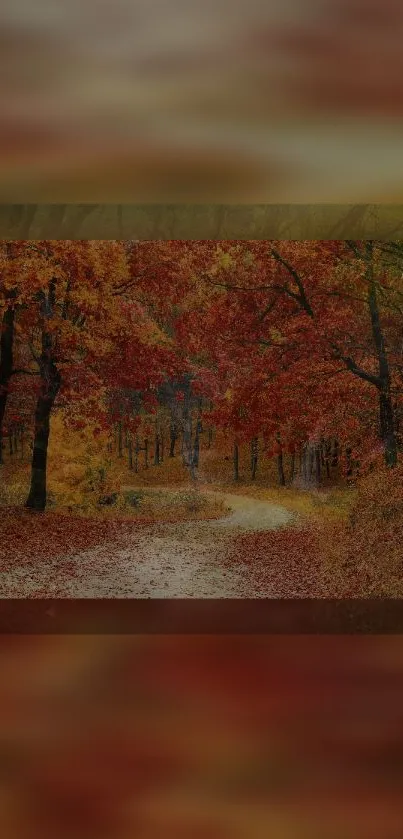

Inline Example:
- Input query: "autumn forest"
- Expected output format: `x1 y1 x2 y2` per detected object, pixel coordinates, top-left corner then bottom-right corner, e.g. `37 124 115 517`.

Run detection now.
1 239 402 597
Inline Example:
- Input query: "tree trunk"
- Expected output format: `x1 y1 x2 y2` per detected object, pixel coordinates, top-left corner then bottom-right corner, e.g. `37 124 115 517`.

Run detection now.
275 434 285 486
277 451 285 486
128 437 133 469
233 442 239 481
26 283 61 511
251 437 258 480
366 242 398 467
289 453 296 484
118 421 123 458
308 445 315 482
324 440 331 478
25 394 57 511
320 440 326 469
154 433 160 466
193 419 202 468
315 445 321 485
208 427 213 448
302 446 308 484
144 438 149 468
182 377 197 482
379 389 398 468
332 439 339 468
169 423 177 457
346 447 353 479
0 305 15 465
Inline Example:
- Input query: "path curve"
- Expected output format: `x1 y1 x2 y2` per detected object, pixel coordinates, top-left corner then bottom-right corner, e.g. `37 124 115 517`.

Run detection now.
0 488 294 598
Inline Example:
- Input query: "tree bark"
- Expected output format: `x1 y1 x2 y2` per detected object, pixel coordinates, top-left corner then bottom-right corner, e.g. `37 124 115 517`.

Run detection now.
25 388 59 511
366 243 398 467
154 432 160 466
118 421 123 458
277 451 285 486
251 437 258 480
233 442 239 481
324 440 331 478
276 435 285 486
26 282 61 511
332 439 339 468
169 423 177 457
315 445 321 485
193 418 202 468
182 376 197 482
289 452 296 484
144 438 149 468
0 305 15 465
379 390 397 467
346 447 353 479
128 437 133 469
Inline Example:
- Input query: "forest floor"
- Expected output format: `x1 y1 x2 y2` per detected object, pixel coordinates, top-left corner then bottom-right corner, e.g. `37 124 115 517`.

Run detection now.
0 483 348 597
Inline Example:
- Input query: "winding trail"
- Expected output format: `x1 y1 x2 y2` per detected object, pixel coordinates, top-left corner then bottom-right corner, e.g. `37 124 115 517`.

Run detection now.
0 488 294 598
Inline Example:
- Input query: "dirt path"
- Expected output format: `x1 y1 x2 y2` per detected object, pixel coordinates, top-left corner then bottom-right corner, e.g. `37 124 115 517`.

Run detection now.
0 488 294 598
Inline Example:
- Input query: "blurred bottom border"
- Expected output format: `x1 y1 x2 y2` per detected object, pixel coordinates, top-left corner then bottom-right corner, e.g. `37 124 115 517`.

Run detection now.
1 598 403 633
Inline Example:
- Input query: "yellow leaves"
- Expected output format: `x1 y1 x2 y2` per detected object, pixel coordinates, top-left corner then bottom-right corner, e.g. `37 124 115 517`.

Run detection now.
269 328 285 344
224 388 233 403
242 250 255 268
220 252 233 270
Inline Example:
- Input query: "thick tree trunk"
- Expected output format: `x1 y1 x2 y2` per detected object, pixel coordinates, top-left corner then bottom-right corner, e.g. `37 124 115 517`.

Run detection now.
366 242 398 467
25 394 56 511
26 283 61 511
379 389 398 467
233 442 239 481
0 305 15 465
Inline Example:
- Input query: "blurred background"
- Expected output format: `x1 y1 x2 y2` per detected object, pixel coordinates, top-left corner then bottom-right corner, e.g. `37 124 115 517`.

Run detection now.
2 4 403 834
0 635 403 838
2 0 403 202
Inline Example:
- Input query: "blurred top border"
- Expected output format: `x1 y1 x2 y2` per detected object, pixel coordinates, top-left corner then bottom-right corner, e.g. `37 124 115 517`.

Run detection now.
1 204 403 240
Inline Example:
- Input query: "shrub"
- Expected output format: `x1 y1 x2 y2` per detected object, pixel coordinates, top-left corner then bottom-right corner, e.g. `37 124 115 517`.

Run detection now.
336 462 403 596
123 490 144 508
